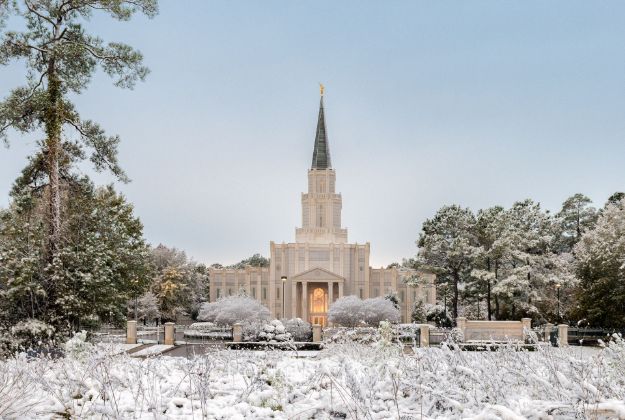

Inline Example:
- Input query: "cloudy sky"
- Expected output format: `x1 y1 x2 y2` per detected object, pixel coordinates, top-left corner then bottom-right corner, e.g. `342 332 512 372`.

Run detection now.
1 1 625 267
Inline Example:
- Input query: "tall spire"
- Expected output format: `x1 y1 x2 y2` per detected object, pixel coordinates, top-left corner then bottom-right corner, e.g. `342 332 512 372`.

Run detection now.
311 85 331 169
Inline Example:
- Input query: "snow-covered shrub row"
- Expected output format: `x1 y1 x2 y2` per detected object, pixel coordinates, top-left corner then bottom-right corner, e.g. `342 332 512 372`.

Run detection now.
197 295 270 326
328 295 399 327
0 319 57 356
2 336 625 418
257 320 292 342
183 322 232 339
323 326 381 344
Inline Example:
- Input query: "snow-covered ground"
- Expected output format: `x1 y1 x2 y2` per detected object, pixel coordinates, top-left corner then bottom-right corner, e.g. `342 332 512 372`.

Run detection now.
1 338 624 419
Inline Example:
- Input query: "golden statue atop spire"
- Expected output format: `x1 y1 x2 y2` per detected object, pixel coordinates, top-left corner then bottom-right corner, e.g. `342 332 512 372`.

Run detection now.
319 83 325 96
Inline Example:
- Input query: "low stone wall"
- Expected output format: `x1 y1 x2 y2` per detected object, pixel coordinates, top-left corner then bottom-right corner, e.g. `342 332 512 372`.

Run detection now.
457 317 531 342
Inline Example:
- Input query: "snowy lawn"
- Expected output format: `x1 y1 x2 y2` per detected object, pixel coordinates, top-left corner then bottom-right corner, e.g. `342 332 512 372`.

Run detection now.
1 337 625 419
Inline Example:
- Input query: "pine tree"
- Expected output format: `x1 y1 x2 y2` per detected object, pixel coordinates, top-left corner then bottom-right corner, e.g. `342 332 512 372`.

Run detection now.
574 199 625 327
556 194 597 252
0 0 157 281
417 205 479 320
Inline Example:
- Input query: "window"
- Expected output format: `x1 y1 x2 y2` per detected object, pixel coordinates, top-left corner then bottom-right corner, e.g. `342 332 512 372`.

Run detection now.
425 290 430 303
252 287 256 298
374 288 379 297
228 288 232 296
216 288 221 298
413 290 416 301
359 288 363 298
263 288 267 300
399 291 404 302
276 287 280 299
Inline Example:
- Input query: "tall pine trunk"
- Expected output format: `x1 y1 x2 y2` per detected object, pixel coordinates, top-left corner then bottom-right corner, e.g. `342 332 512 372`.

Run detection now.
44 61 62 262
486 257 492 320
452 271 460 320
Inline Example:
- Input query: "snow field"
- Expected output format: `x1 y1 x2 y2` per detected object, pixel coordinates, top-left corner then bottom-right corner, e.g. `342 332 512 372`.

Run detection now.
0 337 624 419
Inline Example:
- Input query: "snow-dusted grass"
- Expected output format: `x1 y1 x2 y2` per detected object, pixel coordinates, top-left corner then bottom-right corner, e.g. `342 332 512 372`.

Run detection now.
1 337 625 419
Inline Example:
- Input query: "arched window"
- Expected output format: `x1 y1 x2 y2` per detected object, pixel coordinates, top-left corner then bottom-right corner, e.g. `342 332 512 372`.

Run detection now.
311 288 327 313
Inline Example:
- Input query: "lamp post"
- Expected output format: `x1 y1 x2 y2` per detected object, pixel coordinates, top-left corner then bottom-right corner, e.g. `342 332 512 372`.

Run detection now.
132 279 139 321
555 283 561 323
281 276 287 320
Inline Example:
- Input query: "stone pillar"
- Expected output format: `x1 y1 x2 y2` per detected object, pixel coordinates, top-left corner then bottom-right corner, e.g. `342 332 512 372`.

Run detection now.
328 281 334 304
302 281 308 323
456 317 467 338
544 323 553 342
558 324 569 347
164 322 175 345
233 323 243 343
291 280 297 319
126 320 137 344
521 318 532 340
419 324 430 347
312 324 322 342
338 281 344 299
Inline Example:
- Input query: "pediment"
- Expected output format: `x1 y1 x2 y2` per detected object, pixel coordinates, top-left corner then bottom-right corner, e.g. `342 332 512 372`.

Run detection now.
291 267 345 282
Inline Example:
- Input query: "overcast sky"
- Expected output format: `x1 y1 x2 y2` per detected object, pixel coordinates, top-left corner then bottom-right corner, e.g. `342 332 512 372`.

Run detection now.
1 1 625 267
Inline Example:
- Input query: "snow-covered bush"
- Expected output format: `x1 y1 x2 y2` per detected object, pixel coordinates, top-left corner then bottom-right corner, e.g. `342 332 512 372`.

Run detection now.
425 303 452 327
328 295 400 327
411 300 426 323
5 319 56 353
257 320 292 343
183 322 231 339
64 331 92 360
323 327 381 344
285 318 312 341
197 295 270 326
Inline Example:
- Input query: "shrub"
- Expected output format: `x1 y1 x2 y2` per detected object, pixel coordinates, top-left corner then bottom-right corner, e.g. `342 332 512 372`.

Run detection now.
285 318 312 341
197 295 270 326
328 295 400 327
257 320 292 343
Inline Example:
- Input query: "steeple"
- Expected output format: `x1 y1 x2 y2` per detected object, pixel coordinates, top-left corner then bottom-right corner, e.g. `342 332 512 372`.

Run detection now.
311 86 331 170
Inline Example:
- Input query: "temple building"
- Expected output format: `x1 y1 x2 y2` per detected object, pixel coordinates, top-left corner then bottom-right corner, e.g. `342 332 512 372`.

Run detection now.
209 90 435 325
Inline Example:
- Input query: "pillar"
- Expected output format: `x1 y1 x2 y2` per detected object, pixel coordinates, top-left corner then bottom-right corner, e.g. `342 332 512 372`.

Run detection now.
164 322 175 345
338 281 344 299
328 281 334 304
521 318 532 340
291 280 297 319
456 317 467 341
419 324 430 347
302 281 308 323
544 323 553 342
312 324 322 342
126 320 137 344
558 324 569 347
233 323 243 343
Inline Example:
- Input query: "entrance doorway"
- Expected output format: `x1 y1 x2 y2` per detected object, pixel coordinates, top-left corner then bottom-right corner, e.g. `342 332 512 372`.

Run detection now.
309 286 328 326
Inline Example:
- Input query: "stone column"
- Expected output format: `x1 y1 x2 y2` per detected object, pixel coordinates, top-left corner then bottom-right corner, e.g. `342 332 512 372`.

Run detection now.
233 323 243 343
328 281 334 304
544 323 553 342
312 324 322 342
164 322 175 345
558 324 569 347
419 324 430 348
126 320 137 344
338 281 344 299
291 280 297 319
521 318 532 341
302 281 308 323
456 317 467 340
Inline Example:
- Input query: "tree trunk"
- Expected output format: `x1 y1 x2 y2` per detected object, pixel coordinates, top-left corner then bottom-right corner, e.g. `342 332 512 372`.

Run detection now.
486 257 492 321
44 61 63 262
494 261 500 319
452 271 460 320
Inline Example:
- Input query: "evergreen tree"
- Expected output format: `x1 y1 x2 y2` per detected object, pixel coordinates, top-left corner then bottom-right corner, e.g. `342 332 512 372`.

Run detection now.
0 177 153 331
417 205 479 320
556 194 597 252
0 0 157 282
574 199 625 327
